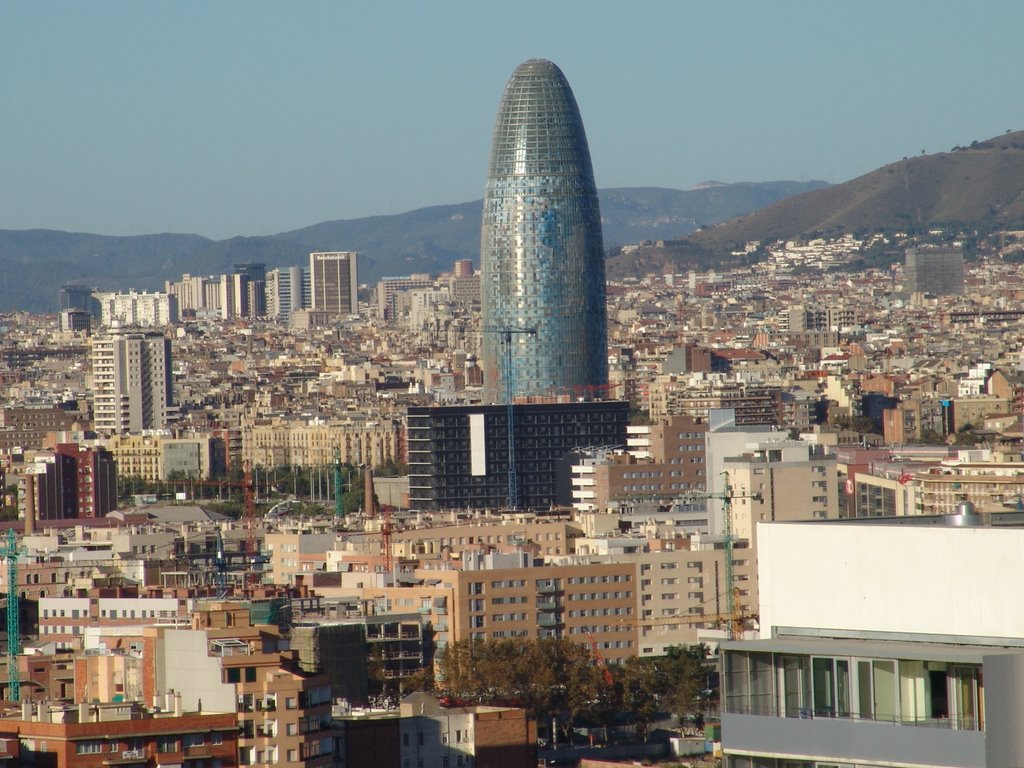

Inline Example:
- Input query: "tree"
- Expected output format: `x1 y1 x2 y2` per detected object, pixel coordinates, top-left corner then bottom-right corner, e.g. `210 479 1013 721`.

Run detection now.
620 657 661 742
659 645 708 725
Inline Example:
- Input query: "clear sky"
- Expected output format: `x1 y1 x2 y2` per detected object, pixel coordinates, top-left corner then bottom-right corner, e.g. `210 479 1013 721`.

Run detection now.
3 1 1023 240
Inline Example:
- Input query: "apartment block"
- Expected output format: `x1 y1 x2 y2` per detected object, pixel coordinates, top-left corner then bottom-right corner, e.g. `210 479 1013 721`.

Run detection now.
0 701 238 768
90 329 174 435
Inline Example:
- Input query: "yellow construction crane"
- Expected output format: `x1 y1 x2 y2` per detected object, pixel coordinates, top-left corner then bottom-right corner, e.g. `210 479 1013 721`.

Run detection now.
615 472 762 640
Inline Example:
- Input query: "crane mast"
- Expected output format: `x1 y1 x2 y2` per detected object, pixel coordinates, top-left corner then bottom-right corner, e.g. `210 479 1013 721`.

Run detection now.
482 325 536 510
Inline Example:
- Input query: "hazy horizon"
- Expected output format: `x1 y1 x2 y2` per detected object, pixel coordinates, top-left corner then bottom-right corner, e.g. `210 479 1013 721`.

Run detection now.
4 1 1023 239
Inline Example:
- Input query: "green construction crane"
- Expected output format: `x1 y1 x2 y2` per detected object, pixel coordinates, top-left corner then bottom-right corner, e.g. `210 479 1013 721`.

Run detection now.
636 473 761 639
2 529 22 701
333 448 344 518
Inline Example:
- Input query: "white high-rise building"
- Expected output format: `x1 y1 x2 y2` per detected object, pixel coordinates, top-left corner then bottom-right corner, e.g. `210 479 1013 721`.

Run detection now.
94 291 179 328
90 329 174 435
266 266 306 322
309 251 358 316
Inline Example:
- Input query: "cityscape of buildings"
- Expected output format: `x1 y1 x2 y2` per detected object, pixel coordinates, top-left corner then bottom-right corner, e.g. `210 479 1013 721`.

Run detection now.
4 57 1024 768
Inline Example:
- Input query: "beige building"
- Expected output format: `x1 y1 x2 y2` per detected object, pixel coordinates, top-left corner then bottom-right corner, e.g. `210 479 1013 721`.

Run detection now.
90 329 174 435
242 416 401 469
724 440 839 545
103 432 221 481
912 460 1024 515
265 531 336 585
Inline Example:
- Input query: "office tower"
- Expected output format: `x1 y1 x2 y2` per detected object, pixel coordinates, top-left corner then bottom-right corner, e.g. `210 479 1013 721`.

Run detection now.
453 259 474 278
165 273 211 313
59 284 100 317
266 266 306 322
234 261 266 284
235 262 266 318
91 329 174 435
310 251 358 316
376 275 433 320
904 245 965 296
481 59 608 399
219 273 251 319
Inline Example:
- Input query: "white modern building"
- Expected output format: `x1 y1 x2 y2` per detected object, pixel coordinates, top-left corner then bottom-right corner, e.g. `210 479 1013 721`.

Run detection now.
721 510 1024 768
95 291 179 328
267 266 307 322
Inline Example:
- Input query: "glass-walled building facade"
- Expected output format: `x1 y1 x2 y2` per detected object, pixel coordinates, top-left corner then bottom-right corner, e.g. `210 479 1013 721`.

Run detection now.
719 637 1010 768
480 59 608 400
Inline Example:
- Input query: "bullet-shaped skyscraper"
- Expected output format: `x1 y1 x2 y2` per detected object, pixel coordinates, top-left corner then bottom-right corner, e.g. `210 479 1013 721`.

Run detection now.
481 59 608 399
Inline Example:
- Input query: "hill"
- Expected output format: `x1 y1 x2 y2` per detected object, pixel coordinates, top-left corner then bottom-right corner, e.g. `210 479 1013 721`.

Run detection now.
0 181 826 312
685 131 1024 255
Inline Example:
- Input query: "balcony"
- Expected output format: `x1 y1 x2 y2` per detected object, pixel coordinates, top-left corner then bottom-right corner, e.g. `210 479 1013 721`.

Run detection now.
536 583 559 594
536 598 558 611
723 711 984 768
537 614 562 628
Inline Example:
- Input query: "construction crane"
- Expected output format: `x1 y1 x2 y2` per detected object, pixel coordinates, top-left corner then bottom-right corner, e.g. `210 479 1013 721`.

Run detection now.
175 466 261 587
481 325 537 510
618 608 759 642
333 448 344 518
618 473 762 640
586 630 615 686
1 529 23 701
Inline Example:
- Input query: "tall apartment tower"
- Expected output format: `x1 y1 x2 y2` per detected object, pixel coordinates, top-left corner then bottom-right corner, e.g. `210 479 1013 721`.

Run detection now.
266 266 306 322
310 251 358 316
481 59 608 399
904 245 965 296
91 329 174 435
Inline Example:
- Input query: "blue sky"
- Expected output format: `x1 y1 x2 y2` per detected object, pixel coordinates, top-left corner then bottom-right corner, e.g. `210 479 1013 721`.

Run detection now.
2 1 1023 239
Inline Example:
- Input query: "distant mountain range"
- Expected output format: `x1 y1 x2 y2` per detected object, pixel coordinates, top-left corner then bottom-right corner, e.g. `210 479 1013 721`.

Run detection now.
682 130 1024 257
0 181 826 312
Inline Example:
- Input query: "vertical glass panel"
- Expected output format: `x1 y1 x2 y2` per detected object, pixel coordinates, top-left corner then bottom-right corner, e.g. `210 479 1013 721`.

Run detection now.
951 665 979 730
781 655 810 718
899 660 927 723
812 657 835 717
857 660 873 720
836 659 851 717
724 652 749 714
873 660 897 723
750 652 775 716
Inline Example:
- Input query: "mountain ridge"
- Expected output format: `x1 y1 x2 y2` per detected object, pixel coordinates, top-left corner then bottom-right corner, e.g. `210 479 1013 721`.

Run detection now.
0 181 826 312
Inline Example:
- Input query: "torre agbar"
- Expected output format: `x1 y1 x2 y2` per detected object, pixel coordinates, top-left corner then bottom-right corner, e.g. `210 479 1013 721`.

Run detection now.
481 59 609 399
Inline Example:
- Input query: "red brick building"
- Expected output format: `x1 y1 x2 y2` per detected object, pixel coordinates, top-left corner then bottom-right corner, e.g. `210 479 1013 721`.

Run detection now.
0 700 237 767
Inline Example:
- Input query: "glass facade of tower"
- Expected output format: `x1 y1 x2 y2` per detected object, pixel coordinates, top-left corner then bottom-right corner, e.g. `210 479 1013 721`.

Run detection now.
481 59 608 399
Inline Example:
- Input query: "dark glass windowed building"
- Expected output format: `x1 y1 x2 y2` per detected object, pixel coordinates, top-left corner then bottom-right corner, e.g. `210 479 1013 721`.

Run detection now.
407 400 629 511
481 59 608 399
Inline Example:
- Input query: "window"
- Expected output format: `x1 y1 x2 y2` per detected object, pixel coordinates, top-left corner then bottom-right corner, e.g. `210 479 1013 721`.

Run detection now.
157 737 178 753
184 734 205 749
77 741 104 754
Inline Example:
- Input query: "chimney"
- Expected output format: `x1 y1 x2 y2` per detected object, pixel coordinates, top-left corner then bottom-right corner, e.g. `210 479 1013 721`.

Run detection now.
78 702 88 723
173 691 182 717
24 475 36 535
21 698 31 721
364 466 375 517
